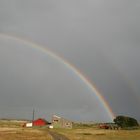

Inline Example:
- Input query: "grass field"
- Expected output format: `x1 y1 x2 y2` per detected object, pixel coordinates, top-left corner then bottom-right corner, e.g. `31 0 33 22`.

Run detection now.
52 128 140 140
0 120 52 140
51 123 140 140
0 120 140 140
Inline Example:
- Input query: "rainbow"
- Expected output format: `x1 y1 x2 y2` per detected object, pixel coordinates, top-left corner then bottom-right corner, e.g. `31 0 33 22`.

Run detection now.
0 33 115 120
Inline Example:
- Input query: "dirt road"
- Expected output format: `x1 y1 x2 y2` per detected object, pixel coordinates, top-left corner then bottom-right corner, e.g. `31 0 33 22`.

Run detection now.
48 131 70 140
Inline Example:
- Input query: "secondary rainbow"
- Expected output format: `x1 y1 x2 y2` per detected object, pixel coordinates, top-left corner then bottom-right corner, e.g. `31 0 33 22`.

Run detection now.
0 33 115 120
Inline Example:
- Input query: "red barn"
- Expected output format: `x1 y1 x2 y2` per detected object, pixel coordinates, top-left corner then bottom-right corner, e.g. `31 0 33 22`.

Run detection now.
33 118 48 126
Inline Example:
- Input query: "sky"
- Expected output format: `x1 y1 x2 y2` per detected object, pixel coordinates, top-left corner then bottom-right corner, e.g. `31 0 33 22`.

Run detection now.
0 0 140 122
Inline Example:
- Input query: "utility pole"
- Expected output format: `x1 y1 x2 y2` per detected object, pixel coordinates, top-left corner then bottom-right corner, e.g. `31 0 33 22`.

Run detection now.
32 109 35 122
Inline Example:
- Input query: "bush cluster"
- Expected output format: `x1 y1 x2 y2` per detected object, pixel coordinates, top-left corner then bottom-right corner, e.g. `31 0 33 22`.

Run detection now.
114 116 139 128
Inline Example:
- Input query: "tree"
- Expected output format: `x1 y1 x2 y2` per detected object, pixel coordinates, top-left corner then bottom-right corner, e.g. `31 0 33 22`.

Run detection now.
114 116 139 128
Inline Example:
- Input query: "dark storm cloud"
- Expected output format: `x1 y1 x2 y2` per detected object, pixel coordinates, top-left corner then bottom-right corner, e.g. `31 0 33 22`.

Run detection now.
0 0 140 121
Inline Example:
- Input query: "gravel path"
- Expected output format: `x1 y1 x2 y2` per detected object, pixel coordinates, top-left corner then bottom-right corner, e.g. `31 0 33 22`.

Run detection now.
48 131 70 140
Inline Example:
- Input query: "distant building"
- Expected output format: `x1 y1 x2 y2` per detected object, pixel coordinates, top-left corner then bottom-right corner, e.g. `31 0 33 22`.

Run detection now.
33 118 48 126
52 115 72 129
24 118 48 127
25 122 33 127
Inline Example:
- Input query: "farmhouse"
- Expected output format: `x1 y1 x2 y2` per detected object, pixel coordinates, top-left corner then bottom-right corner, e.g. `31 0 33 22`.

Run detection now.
52 115 72 129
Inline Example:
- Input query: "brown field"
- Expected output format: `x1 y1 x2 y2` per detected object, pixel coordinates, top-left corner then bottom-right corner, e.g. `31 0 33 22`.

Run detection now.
0 120 140 140
51 124 140 140
0 120 52 140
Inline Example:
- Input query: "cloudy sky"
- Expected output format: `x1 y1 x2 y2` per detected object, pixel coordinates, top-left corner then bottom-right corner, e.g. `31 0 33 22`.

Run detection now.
0 0 140 122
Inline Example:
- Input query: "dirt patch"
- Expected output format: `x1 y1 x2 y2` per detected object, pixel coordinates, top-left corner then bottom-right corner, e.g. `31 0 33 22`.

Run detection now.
95 133 106 135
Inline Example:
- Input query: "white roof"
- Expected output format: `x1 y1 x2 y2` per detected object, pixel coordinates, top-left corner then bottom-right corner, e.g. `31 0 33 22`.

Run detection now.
53 115 61 119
